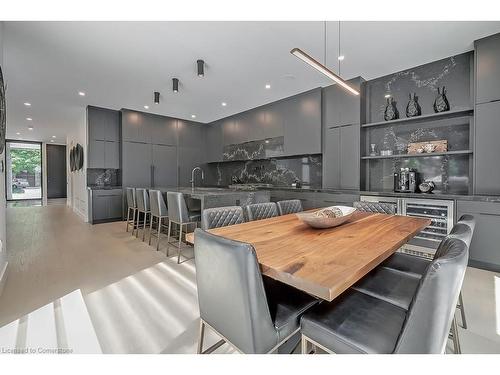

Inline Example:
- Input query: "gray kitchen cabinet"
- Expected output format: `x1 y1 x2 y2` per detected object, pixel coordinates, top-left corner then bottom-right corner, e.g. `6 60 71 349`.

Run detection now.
263 102 285 139
206 122 223 162
322 78 363 127
91 188 123 223
475 101 500 195
148 116 177 146
475 33 500 104
457 200 500 271
152 144 178 188
88 140 105 169
323 127 340 189
178 120 205 186
92 196 109 221
314 192 359 207
88 106 120 142
104 141 120 169
121 109 150 143
122 141 152 187
222 118 238 146
283 88 322 156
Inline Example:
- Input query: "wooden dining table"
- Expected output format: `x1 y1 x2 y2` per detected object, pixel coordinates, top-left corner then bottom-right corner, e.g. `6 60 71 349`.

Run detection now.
186 211 430 301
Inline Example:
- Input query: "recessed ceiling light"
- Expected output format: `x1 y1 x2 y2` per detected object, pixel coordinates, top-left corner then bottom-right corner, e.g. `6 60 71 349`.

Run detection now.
384 94 391 98
338 55 345 61
191 115 196 119
144 105 149 110
221 102 227 107
78 91 86 96
52 135 56 138
50 139 54 143
26 117 32 121
265 139 270 144
265 84 271 89
24 102 31 106
16 132 20 135
28 126 34 131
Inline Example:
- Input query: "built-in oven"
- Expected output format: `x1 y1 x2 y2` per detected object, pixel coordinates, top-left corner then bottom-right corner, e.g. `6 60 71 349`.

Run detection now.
360 195 454 259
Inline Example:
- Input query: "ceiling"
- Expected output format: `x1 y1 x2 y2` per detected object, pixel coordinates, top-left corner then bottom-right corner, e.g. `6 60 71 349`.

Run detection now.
3 21 500 143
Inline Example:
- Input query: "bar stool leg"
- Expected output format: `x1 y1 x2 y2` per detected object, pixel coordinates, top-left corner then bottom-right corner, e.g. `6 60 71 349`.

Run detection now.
451 315 461 354
148 215 154 245
126 208 131 232
166 221 172 257
156 217 162 251
177 223 183 264
458 292 467 329
142 212 148 241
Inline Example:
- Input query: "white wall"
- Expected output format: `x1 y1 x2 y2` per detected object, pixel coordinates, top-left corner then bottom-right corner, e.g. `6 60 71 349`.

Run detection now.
66 110 88 222
0 21 8 296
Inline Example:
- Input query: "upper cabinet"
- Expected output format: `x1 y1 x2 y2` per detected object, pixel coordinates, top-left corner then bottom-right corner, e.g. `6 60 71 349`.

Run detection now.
87 106 121 169
206 121 224 162
282 88 322 156
475 33 500 104
121 109 177 145
323 78 363 127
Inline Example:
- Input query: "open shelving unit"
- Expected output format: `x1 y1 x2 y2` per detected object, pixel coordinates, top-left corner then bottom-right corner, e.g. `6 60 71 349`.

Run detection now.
361 149 473 160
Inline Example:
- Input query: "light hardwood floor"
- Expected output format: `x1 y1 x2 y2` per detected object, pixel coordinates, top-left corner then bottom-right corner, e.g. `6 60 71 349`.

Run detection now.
1 204 499 353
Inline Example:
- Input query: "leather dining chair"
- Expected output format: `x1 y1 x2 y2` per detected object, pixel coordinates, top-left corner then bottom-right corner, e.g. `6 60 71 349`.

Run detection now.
201 206 245 230
148 190 169 251
277 199 303 216
193 229 318 354
353 201 396 215
245 202 278 221
135 188 151 241
300 235 469 354
125 187 137 234
166 192 201 264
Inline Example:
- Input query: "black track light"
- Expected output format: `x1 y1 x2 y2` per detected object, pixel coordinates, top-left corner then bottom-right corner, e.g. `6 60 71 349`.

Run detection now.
154 91 160 104
197 59 204 77
172 78 179 93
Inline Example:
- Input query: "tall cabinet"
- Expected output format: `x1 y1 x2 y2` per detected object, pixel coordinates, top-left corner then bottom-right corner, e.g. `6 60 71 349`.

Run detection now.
87 106 120 169
322 78 364 190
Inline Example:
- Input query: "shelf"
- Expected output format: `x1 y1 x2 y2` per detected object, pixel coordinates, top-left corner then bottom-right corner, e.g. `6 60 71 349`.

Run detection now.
361 150 473 160
361 108 474 128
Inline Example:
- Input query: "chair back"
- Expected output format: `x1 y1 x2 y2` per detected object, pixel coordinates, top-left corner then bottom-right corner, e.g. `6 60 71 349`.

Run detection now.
149 190 168 217
277 199 303 215
166 192 189 223
353 201 396 215
194 229 277 353
126 187 136 209
394 237 469 353
434 215 475 258
136 188 150 212
245 202 278 221
201 206 245 230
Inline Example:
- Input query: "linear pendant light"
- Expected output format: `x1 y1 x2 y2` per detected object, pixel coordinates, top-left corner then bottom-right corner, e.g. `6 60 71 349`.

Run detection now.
290 48 359 96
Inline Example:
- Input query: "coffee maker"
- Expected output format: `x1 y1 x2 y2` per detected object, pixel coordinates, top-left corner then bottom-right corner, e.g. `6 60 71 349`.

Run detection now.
394 168 418 193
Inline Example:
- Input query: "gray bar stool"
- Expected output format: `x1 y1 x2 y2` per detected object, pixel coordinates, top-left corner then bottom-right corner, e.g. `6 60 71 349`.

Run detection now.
125 187 137 234
148 190 169 251
135 188 151 241
166 192 201 263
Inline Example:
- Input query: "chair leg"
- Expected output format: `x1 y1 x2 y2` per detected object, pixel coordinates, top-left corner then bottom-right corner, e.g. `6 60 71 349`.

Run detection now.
126 208 131 232
148 215 154 245
177 223 183 264
156 217 162 251
197 320 205 354
166 221 172 257
458 291 467 329
135 211 140 238
451 314 462 354
301 335 308 354
142 213 148 241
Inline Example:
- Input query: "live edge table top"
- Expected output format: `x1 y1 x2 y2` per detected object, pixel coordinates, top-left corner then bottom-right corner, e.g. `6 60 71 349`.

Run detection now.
186 211 430 301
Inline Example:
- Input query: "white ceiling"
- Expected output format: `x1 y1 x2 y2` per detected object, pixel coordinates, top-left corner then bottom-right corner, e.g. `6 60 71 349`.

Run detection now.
3 21 500 143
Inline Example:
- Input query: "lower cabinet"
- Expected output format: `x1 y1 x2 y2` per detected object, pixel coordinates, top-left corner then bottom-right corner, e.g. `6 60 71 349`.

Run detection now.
457 200 500 271
91 189 123 223
269 190 359 210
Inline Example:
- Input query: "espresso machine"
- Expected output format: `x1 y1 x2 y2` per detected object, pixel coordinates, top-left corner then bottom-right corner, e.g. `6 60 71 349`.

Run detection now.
394 168 418 193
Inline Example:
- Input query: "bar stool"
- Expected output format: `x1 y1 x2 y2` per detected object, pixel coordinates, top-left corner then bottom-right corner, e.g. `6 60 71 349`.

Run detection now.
125 187 137 234
148 190 169 251
166 192 201 264
135 188 151 242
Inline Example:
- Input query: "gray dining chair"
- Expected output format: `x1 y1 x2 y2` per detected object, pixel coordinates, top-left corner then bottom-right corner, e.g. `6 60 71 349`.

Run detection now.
300 235 469 354
201 206 245 230
148 190 169 251
125 187 137 234
277 199 303 216
166 192 201 263
245 202 278 221
353 201 396 215
381 214 476 333
193 228 318 354
135 188 151 241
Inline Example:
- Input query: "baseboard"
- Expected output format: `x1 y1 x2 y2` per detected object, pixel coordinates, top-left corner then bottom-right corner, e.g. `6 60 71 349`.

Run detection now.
0 261 8 298
469 260 500 273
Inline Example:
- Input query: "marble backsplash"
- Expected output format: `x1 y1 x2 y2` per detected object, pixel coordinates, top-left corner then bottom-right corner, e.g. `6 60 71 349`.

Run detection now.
223 136 284 161
204 155 322 188
87 168 121 187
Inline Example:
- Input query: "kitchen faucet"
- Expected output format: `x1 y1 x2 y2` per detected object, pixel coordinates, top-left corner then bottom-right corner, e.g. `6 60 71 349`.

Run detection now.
190 166 204 190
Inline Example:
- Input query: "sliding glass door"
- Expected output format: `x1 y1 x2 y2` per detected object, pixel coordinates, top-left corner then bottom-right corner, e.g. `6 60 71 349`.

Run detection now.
5 140 42 201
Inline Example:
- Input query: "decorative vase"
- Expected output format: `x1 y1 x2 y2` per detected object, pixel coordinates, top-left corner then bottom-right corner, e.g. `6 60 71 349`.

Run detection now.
384 97 399 121
433 86 450 113
406 93 422 117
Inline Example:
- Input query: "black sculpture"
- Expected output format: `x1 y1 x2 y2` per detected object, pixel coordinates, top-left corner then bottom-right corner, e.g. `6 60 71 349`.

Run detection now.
406 93 422 117
384 97 399 121
75 143 84 170
434 86 450 113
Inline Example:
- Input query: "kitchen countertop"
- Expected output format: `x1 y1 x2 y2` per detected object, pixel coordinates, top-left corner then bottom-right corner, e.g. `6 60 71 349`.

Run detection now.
87 185 122 190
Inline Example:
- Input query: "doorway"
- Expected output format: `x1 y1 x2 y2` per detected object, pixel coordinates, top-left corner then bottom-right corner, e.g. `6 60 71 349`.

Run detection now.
46 144 67 199
5 140 42 201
